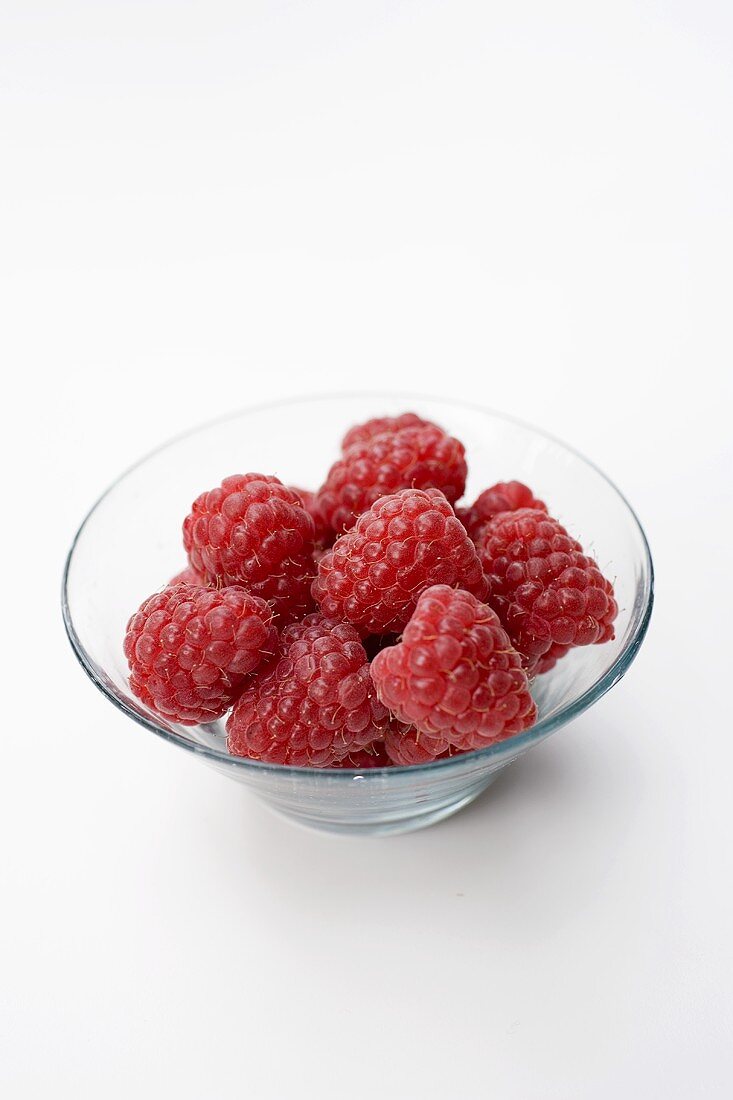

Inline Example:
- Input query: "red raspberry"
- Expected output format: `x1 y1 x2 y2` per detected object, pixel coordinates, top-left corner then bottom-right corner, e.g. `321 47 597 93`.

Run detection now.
476 508 618 665
332 742 390 768
289 486 334 548
183 474 316 622
226 614 388 766
372 585 537 751
458 481 547 542
312 488 487 635
316 424 467 535
124 584 277 725
169 565 207 587
383 720 451 765
341 412 440 452
533 642 571 675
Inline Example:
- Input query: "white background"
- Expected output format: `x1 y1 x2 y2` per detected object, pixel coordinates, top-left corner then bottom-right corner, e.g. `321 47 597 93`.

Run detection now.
1 2 732 1097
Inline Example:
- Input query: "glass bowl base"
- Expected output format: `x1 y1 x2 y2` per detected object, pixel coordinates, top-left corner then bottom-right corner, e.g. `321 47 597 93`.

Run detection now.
260 776 501 836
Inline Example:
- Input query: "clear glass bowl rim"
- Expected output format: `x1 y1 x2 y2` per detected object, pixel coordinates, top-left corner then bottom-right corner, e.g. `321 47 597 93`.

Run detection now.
61 391 654 779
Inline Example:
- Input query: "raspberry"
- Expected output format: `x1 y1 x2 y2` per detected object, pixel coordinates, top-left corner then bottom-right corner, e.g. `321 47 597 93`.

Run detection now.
183 474 316 622
316 424 467 535
226 613 388 766
169 565 206 587
459 481 547 542
332 741 390 768
372 585 537 751
289 486 334 548
124 584 277 725
533 642 571 675
312 488 487 635
383 720 451 765
341 412 440 452
476 508 618 665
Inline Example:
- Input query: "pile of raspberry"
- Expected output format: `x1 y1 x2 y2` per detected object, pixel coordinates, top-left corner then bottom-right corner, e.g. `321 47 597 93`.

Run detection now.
124 412 618 768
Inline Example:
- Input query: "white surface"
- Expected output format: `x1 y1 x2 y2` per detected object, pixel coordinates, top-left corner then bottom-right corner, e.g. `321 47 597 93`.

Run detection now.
1 2 731 1096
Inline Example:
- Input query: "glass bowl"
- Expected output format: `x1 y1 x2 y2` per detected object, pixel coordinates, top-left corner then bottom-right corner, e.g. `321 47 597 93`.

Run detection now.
62 394 653 836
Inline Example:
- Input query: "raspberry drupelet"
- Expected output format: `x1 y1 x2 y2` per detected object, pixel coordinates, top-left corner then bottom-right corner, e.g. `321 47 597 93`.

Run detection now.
183 473 316 623
226 613 388 767
458 480 547 543
331 742 391 768
315 423 467 535
382 720 451 765
312 487 487 635
372 585 537 752
124 584 277 725
476 508 618 667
